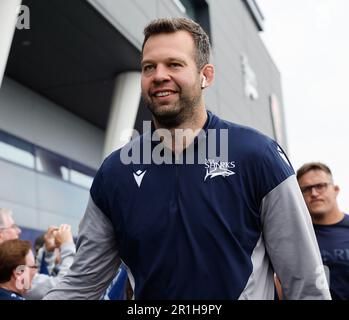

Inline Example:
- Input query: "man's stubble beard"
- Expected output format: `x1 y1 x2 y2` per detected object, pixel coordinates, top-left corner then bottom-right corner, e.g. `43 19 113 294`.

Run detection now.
144 86 202 129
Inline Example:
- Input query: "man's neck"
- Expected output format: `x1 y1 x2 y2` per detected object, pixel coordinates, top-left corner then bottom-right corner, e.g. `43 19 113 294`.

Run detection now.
153 106 208 154
312 209 344 225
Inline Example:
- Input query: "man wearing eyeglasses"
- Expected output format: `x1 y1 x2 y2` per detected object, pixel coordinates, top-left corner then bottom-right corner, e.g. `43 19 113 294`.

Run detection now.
0 239 37 300
0 208 76 299
297 162 349 300
0 208 21 243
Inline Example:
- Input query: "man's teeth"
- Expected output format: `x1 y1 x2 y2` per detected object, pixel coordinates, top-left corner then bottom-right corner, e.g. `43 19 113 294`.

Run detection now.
155 91 172 97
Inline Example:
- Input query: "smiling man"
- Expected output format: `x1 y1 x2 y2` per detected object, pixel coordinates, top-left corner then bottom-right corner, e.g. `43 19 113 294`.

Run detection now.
297 162 349 299
44 18 330 300
141 28 212 131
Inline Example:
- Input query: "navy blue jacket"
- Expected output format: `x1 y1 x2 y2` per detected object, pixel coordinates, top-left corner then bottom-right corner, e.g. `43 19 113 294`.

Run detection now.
314 214 349 299
0 288 25 300
44 112 330 300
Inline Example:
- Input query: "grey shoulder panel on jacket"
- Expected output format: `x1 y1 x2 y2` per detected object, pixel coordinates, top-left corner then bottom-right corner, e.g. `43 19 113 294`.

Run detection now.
261 175 331 300
44 197 120 300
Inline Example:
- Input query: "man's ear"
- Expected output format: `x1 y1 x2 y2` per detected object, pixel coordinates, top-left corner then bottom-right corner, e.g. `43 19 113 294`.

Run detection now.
201 64 214 89
12 266 22 283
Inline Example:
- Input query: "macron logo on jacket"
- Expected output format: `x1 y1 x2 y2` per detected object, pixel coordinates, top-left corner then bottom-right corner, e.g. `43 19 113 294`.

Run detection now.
133 170 146 187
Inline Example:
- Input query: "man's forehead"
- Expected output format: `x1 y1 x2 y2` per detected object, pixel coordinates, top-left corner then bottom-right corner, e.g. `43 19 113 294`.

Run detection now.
26 250 35 263
146 30 194 42
299 170 330 183
143 31 195 52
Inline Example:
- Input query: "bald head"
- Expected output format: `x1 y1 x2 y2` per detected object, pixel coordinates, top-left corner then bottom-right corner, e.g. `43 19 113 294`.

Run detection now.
0 209 21 243
0 208 13 228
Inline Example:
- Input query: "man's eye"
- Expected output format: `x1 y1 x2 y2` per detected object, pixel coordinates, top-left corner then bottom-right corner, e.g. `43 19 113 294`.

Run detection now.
143 65 154 72
170 63 181 68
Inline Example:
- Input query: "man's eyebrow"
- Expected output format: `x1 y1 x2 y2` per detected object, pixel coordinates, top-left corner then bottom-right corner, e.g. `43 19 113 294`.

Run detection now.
167 58 187 64
141 59 154 66
141 58 187 66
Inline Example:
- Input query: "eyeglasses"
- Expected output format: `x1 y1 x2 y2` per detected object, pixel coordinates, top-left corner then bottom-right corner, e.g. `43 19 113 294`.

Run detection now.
300 182 331 195
16 264 38 273
26 265 38 270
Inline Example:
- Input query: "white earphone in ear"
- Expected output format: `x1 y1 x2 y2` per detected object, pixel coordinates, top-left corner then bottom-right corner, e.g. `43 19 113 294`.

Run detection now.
201 76 207 89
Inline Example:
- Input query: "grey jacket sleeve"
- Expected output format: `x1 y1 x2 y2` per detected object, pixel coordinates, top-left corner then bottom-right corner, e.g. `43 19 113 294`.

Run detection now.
25 242 76 300
43 197 120 300
261 175 331 300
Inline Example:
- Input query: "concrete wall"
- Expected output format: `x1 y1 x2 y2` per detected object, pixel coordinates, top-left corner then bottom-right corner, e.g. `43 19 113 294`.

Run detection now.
0 77 104 234
0 77 105 169
0 158 89 235
208 0 286 143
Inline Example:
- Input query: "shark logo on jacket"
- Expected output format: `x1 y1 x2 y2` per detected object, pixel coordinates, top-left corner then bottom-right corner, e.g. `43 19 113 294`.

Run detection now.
204 159 236 181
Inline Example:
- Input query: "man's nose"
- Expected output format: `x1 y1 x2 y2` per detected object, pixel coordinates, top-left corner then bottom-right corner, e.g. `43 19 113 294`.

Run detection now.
310 187 319 196
153 65 170 83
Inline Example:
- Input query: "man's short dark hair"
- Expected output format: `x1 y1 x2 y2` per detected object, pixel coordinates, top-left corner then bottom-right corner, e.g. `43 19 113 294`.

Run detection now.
296 162 333 181
142 17 210 70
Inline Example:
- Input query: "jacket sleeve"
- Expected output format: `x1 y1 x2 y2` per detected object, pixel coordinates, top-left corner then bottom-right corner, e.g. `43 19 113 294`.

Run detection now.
43 196 120 299
261 175 331 300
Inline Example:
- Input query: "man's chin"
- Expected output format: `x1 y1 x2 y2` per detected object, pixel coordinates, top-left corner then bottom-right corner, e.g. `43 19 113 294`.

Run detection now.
150 102 177 113
309 210 326 218
149 105 183 127
153 112 182 128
